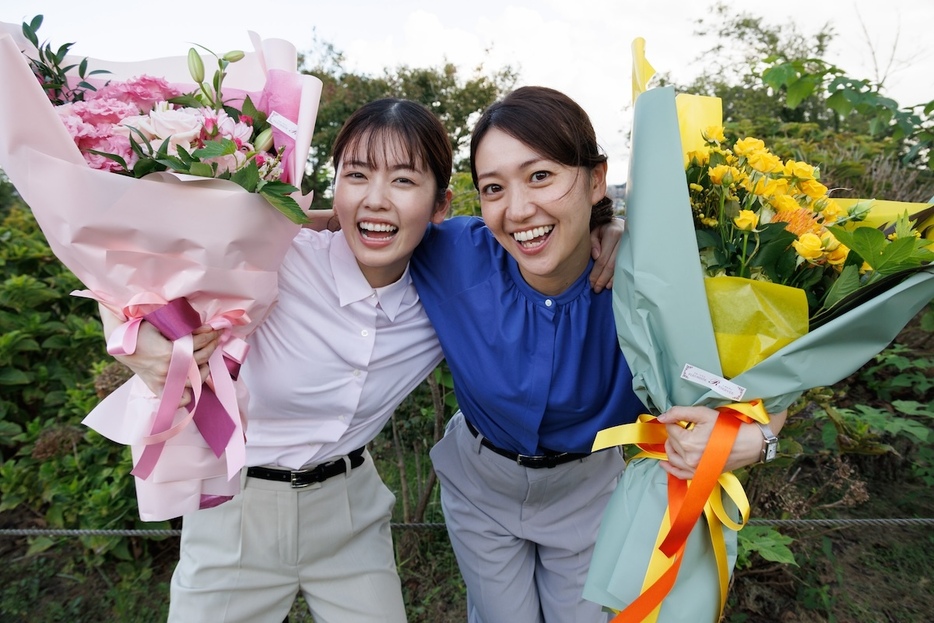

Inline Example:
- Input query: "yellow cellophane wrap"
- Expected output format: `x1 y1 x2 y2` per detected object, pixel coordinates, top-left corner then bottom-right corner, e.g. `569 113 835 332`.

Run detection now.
704 277 808 379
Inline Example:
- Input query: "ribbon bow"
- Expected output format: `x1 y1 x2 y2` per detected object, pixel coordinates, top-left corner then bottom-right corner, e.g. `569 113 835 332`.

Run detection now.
592 400 769 623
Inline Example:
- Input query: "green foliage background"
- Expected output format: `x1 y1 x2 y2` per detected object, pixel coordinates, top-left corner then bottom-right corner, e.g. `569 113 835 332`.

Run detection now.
1 5 933 621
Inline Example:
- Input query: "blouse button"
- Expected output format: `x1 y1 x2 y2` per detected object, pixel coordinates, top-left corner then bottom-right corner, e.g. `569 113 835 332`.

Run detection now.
545 299 553 307
361 329 369 337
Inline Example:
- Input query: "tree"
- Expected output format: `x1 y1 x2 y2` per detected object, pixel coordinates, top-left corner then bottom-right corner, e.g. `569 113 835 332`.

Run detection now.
298 36 517 208
678 4 933 200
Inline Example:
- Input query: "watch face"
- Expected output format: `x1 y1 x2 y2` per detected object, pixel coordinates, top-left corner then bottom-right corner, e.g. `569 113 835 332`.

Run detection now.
764 440 778 462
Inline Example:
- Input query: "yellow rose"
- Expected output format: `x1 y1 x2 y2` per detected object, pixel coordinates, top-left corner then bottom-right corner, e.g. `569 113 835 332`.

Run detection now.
818 201 846 224
783 160 816 181
733 210 759 231
750 176 788 198
826 243 849 266
702 126 726 144
688 146 710 166
798 178 828 199
747 150 783 174
771 194 800 212
792 232 824 261
734 137 766 157
708 164 734 185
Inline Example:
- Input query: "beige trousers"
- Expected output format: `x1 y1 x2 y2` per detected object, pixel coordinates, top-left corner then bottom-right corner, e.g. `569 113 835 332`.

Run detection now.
167 451 406 623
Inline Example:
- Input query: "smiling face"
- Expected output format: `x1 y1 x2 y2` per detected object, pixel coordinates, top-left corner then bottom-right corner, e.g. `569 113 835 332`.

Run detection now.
334 132 449 288
475 128 606 295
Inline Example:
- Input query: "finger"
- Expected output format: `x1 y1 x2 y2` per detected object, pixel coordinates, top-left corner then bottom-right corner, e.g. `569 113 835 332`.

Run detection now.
589 258 615 294
191 329 219 350
660 460 694 481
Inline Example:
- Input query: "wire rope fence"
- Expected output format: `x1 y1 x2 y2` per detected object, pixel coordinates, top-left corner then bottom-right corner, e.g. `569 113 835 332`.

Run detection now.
3 516 934 538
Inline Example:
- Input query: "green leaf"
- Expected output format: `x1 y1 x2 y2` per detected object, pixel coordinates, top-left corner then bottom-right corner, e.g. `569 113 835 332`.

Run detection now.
0 368 31 385
192 139 237 159
826 90 853 116
785 75 818 109
26 536 56 556
85 149 128 172
828 226 930 276
819 264 861 311
259 182 308 224
230 163 260 192
187 162 216 178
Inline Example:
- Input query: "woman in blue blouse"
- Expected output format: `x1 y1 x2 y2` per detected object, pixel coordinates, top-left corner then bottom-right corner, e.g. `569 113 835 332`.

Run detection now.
410 86 779 622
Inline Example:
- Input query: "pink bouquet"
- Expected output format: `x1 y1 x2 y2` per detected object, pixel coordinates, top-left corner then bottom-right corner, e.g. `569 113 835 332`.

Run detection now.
0 17 323 521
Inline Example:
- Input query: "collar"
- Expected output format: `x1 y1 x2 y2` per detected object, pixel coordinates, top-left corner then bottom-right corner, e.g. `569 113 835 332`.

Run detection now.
329 231 414 322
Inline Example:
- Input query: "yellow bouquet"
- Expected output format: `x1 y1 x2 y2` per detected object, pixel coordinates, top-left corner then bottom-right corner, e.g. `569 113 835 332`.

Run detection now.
583 39 934 623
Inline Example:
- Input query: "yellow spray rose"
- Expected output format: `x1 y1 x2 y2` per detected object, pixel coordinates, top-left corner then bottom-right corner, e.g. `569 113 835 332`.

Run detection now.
708 164 735 185
771 194 800 213
747 150 784 174
783 160 816 181
818 201 846 224
734 210 759 231
798 178 829 199
702 126 726 144
733 137 766 156
792 232 824 261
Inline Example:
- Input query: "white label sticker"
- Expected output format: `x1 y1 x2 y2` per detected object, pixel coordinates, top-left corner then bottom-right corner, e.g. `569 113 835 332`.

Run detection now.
680 364 746 401
268 111 298 141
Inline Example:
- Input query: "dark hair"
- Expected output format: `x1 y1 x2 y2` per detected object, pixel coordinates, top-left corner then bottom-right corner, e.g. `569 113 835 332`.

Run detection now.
469 86 613 229
332 98 452 203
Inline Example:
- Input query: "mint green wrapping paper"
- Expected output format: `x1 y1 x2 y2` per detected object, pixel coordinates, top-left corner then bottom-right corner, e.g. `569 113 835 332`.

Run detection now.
584 86 934 620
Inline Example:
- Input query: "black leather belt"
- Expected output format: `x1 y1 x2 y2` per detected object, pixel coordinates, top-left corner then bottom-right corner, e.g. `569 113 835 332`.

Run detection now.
464 419 589 469
246 447 366 488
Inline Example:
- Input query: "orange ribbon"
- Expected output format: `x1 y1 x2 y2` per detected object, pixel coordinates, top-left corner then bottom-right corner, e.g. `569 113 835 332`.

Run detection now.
592 401 768 623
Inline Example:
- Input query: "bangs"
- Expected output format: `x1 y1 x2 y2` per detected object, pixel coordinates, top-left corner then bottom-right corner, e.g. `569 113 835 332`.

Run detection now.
341 126 427 173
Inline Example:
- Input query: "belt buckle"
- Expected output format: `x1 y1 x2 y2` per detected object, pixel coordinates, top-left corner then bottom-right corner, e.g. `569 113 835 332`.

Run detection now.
290 468 317 489
516 453 553 469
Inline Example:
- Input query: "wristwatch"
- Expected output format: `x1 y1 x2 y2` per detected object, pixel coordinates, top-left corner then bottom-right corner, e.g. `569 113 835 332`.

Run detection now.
757 422 779 463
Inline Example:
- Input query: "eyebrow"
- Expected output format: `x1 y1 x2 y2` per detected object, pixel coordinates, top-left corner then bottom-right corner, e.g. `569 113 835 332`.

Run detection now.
476 156 546 181
341 158 422 173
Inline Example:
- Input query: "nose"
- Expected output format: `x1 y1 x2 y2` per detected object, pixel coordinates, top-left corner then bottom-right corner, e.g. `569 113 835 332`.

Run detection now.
363 180 390 211
505 186 536 222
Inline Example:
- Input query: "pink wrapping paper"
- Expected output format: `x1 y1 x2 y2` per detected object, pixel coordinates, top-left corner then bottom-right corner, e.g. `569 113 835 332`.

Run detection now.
0 24 323 521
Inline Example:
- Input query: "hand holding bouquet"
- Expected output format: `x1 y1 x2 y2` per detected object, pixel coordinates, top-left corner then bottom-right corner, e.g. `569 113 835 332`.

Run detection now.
0 16 323 521
583 39 934 623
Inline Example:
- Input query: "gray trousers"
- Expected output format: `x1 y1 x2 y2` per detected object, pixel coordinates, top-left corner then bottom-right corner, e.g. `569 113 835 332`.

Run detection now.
431 412 623 623
167 451 406 623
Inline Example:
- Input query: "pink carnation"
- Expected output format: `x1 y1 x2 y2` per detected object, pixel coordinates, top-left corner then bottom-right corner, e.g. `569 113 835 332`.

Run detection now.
71 98 141 125
88 75 183 112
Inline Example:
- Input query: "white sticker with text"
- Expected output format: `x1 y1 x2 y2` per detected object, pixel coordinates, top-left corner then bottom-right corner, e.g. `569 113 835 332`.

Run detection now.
680 363 746 401
268 111 298 141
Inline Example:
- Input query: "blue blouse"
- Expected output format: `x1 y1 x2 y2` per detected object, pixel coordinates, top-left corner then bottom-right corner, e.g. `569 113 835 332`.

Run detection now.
411 216 645 455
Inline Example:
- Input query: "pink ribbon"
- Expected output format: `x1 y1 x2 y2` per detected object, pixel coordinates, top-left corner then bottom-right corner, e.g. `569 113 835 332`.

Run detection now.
81 291 250 490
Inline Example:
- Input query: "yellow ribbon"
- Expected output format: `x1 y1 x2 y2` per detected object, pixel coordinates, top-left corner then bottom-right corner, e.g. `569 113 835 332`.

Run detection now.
593 401 768 622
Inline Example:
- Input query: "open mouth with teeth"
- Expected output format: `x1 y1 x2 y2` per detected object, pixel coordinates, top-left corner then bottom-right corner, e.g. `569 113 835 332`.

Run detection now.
359 221 398 240
512 225 554 248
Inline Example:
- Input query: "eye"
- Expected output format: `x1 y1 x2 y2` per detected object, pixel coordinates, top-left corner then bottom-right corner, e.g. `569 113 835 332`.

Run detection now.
481 183 503 196
394 176 415 185
531 170 550 183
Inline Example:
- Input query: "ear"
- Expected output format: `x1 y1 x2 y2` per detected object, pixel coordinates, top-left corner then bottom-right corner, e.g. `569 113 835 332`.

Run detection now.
431 188 453 224
590 161 608 205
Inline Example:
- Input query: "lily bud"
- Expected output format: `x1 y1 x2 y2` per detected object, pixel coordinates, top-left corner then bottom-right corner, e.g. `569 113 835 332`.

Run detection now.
187 48 205 84
222 50 245 63
253 128 274 153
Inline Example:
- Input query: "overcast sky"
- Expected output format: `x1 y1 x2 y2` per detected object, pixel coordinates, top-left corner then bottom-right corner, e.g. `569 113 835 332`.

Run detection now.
3 0 932 184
